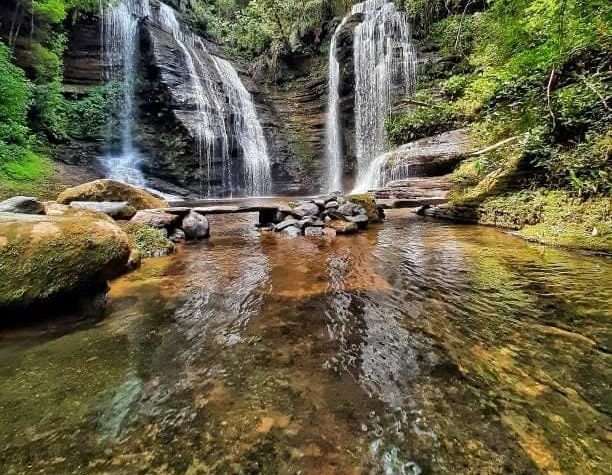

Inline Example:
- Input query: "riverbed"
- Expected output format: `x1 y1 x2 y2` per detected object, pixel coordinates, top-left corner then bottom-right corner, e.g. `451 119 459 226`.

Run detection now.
0 210 610 474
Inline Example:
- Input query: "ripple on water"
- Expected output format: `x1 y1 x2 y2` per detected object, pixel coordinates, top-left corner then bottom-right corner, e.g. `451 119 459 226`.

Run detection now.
0 210 610 474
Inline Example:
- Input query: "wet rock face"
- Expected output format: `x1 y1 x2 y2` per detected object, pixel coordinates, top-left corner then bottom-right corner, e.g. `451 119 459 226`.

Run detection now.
50 9 323 196
335 14 362 187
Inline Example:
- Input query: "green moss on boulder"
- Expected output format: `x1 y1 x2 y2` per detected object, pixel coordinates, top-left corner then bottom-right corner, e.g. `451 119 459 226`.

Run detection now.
0 209 132 310
118 221 175 258
348 193 380 222
57 179 166 210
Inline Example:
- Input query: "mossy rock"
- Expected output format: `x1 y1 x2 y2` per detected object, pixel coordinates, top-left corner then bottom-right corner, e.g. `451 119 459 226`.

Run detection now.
348 193 380 222
118 221 175 258
57 179 166 210
0 209 132 311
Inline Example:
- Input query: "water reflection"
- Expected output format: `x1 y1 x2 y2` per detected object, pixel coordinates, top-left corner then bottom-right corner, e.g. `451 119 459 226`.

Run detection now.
0 211 610 474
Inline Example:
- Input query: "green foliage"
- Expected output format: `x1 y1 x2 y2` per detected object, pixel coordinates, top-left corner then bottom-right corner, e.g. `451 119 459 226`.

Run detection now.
386 103 458 144
65 83 121 140
0 43 32 147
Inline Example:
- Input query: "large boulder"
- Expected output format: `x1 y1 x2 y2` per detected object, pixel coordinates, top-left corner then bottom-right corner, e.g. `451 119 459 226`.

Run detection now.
0 210 132 311
0 196 44 215
181 211 210 240
57 179 167 210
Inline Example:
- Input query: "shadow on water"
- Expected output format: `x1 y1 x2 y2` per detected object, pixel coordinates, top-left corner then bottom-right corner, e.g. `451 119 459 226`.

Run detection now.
0 210 610 474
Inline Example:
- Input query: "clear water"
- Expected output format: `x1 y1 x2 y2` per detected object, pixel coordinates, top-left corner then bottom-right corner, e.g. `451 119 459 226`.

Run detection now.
1 209 610 474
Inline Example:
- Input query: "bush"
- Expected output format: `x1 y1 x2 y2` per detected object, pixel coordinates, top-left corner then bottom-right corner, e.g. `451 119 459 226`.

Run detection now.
386 103 458 145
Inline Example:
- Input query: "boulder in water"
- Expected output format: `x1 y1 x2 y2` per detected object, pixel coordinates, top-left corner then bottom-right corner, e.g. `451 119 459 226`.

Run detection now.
181 211 210 240
348 193 380 222
131 210 180 230
57 179 167 210
0 196 44 215
0 210 132 312
325 220 358 234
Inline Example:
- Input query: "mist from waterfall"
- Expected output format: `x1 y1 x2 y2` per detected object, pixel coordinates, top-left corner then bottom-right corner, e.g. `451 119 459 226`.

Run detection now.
158 3 271 197
350 0 417 192
100 0 149 187
325 17 349 193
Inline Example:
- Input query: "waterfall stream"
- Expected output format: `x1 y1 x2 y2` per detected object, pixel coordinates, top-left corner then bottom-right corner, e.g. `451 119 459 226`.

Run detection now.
101 0 271 196
326 0 417 193
212 56 272 196
324 16 349 193
100 0 148 186
353 0 417 191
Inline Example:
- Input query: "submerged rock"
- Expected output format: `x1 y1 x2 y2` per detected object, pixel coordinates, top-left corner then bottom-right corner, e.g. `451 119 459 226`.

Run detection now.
325 220 359 234
0 210 132 311
0 196 44 215
70 201 137 220
304 226 324 236
57 179 167 210
181 212 210 240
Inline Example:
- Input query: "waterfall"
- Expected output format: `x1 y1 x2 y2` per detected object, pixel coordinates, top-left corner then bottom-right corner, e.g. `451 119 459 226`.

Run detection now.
328 0 416 193
352 146 416 193
158 3 271 197
325 17 349 193
100 0 149 187
212 56 272 196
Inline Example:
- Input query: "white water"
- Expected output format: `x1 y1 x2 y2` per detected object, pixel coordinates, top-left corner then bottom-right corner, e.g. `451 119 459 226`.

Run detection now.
212 56 272 196
324 16 349 193
158 3 271 197
352 145 417 193
351 0 417 191
100 0 148 186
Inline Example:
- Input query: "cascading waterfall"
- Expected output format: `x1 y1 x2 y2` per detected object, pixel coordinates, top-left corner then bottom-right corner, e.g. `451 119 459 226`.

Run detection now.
324 16 349 193
100 0 149 186
158 3 271 197
349 0 417 192
212 56 272 196
353 143 417 192
158 3 228 196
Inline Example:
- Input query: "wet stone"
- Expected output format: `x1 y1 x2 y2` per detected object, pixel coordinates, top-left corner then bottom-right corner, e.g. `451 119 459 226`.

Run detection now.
0 196 45 215
275 219 298 231
304 226 324 236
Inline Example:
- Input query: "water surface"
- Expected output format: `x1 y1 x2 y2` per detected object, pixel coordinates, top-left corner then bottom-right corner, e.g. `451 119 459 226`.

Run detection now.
1 210 610 474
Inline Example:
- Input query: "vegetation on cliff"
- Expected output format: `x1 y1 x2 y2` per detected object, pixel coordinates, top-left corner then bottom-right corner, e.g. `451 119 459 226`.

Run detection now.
0 0 113 195
386 0 610 251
